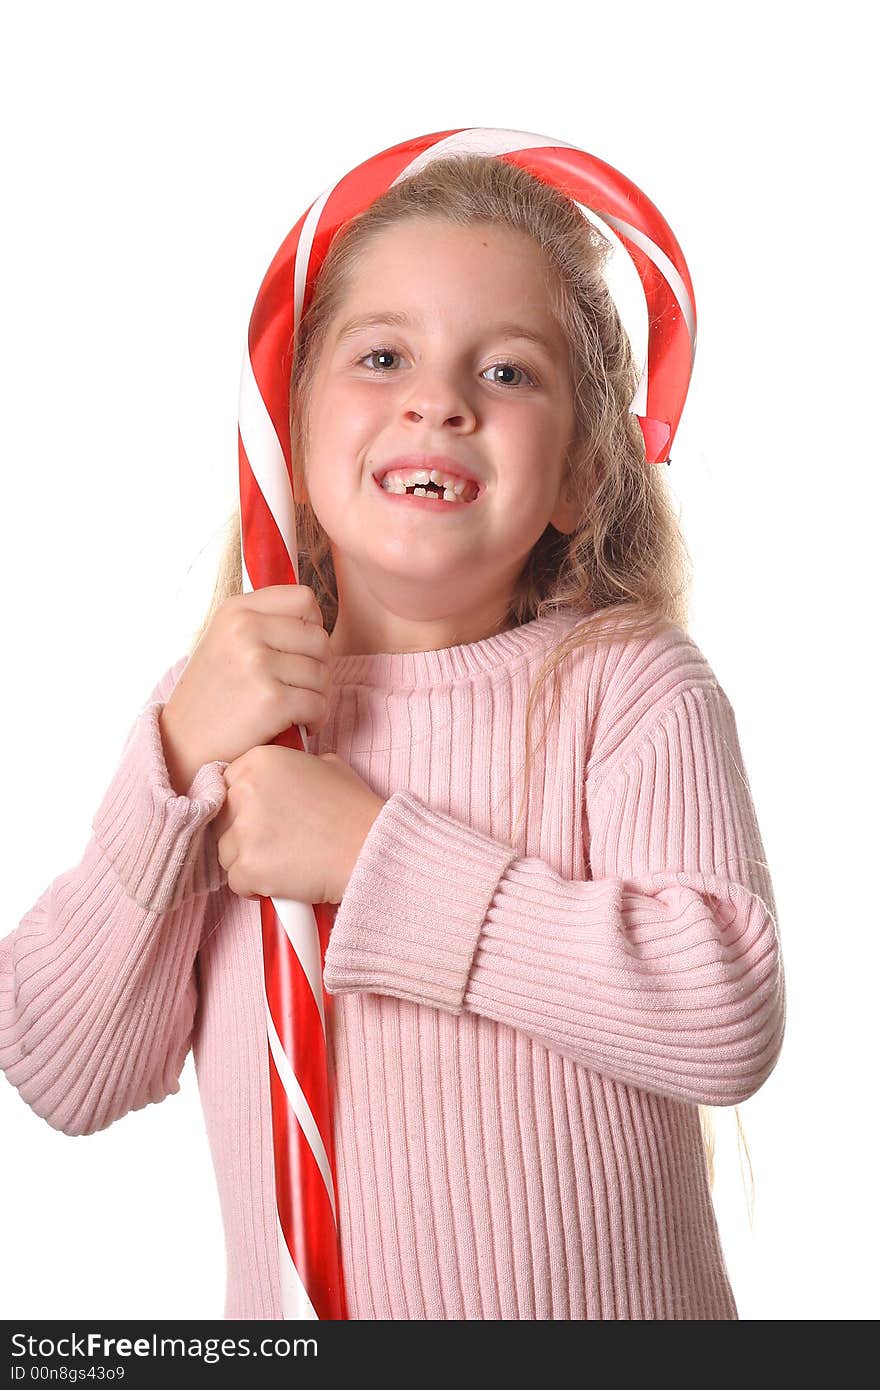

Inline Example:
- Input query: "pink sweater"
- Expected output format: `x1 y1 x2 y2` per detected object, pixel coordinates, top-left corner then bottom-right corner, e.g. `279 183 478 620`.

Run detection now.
0 610 785 1320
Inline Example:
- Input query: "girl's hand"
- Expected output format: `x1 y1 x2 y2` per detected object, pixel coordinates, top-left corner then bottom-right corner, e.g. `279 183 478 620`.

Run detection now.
159 584 334 796
214 746 386 906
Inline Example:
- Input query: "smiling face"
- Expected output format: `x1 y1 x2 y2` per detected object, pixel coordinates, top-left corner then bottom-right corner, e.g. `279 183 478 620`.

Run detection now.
302 219 580 656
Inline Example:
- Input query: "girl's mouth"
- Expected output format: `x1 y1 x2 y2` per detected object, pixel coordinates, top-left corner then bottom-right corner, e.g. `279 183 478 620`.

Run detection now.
372 473 484 514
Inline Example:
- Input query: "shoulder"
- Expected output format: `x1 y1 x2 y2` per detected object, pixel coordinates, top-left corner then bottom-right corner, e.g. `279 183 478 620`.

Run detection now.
573 616 727 785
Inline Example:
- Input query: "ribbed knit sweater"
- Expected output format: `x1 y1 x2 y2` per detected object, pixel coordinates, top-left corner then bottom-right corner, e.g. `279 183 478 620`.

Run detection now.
0 610 785 1320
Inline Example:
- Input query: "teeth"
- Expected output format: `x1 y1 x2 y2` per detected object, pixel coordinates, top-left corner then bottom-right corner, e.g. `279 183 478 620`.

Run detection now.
378 468 478 503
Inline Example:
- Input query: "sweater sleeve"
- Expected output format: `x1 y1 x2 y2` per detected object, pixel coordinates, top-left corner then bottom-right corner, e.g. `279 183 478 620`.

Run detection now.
0 658 229 1136
322 681 785 1108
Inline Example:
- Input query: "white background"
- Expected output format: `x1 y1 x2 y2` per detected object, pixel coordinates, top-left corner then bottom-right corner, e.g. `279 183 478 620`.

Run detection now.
1 0 876 1323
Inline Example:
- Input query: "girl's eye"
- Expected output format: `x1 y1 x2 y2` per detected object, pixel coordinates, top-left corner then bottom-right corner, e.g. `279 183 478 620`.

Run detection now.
358 345 536 388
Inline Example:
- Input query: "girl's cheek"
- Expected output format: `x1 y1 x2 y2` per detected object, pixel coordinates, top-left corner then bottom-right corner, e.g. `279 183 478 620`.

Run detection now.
324 380 380 419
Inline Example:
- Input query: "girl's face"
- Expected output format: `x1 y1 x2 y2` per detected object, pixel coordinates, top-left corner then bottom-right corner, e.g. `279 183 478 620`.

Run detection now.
304 220 580 656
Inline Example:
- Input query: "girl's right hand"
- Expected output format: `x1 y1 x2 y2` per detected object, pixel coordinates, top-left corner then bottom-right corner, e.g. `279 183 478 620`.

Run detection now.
158 584 333 795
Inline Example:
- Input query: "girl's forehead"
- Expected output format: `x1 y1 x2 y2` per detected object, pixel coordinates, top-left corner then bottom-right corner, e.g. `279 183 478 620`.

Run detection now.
332 238 554 333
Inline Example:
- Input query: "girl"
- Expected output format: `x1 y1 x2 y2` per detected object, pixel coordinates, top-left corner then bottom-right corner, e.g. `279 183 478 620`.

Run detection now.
0 153 785 1320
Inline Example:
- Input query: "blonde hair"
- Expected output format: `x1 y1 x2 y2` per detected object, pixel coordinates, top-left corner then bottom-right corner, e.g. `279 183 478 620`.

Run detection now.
192 153 753 1210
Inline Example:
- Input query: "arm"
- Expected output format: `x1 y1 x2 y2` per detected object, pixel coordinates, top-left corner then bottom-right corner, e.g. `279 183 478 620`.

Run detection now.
323 682 785 1107
0 658 229 1136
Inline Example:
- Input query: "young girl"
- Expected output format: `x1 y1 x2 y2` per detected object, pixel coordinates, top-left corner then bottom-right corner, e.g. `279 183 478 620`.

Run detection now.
0 153 785 1320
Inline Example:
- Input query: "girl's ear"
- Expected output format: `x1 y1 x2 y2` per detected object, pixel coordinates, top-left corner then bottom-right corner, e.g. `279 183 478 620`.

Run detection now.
550 493 581 537
550 464 581 536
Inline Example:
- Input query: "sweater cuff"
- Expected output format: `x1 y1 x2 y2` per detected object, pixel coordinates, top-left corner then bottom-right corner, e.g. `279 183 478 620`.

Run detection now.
323 789 516 1012
91 699 229 914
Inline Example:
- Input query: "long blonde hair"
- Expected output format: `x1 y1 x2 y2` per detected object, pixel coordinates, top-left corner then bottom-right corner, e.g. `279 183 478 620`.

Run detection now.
192 153 753 1210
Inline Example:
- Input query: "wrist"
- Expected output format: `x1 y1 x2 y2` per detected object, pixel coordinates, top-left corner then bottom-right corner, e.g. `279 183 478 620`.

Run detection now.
158 707 203 798
332 794 386 905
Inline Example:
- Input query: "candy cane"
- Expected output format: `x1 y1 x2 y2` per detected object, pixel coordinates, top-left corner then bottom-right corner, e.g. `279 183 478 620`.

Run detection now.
236 126 698 1320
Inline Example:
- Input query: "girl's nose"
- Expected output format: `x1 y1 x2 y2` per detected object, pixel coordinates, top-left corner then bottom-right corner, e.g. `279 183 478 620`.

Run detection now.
400 382 477 430
403 404 472 429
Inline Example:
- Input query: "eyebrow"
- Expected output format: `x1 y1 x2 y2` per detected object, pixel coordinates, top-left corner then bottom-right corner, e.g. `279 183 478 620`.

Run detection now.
333 310 560 362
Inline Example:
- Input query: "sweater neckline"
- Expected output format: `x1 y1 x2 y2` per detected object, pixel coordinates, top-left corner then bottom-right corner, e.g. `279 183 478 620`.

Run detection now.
329 610 577 690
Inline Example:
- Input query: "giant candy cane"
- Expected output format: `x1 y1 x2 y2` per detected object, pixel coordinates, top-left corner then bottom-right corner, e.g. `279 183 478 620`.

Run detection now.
236 127 698 1320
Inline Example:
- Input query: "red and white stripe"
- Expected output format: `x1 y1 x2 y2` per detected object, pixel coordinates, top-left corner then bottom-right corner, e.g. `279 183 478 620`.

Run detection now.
236 127 698 1321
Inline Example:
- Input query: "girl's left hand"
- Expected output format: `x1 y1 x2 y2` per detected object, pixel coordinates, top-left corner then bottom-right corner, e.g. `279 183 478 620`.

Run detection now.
214 746 386 906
